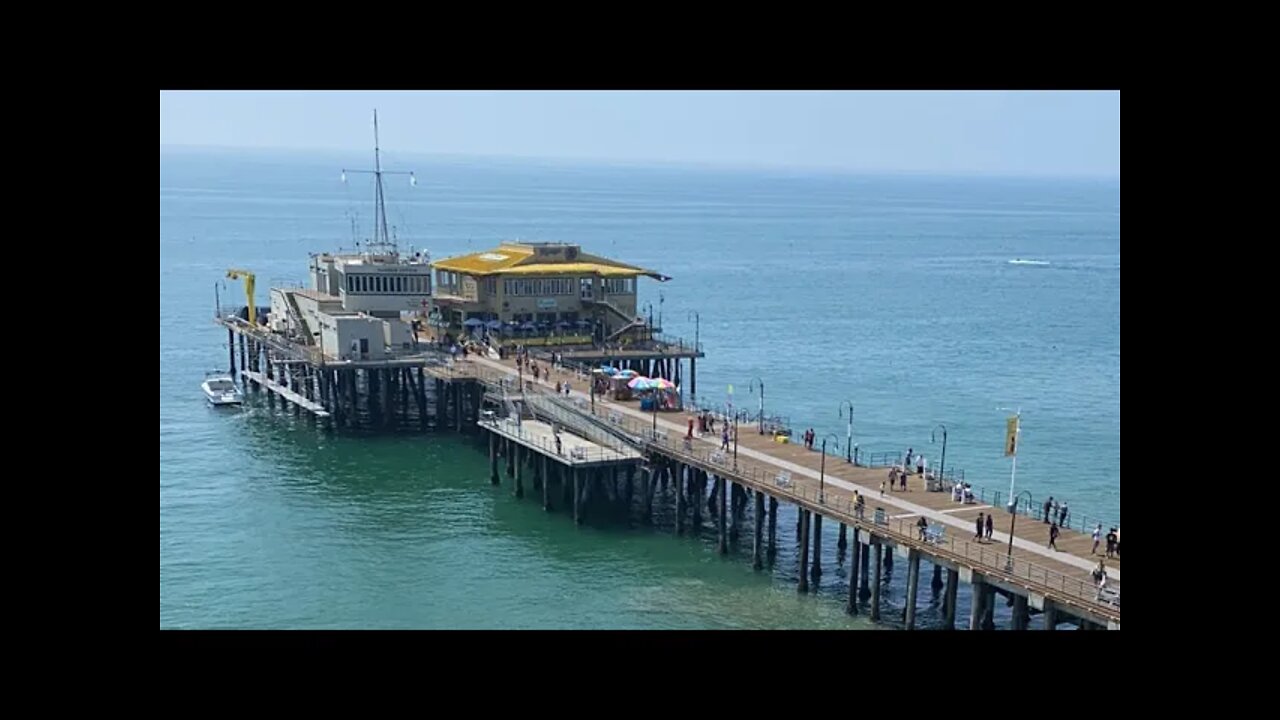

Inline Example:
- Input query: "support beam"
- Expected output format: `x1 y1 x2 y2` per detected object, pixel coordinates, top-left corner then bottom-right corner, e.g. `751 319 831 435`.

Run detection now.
717 476 728 555
573 469 583 525
514 446 524 499
969 575 986 631
944 568 959 629
1012 594 1029 631
490 433 499 484
846 526 860 615
858 544 871 602
1042 600 1058 630
870 536 882 621
767 496 778 560
542 455 551 511
752 491 765 570
674 463 686 535
811 513 823 581
904 549 921 630
798 509 810 593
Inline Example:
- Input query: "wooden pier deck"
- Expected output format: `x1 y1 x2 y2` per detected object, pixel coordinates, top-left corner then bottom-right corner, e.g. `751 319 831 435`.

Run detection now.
241 370 330 417
484 417 642 467
468 353 1119 624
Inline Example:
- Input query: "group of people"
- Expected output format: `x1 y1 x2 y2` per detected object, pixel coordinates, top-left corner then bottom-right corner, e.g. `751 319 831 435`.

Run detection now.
973 511 994 542
1042 496 1071 528
1091 524 1120 558
951 482 975 504
801 428 816 449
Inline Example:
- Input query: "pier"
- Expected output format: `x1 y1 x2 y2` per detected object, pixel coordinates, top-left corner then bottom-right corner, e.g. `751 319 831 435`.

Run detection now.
462 353 1120 630
218 314 1120 629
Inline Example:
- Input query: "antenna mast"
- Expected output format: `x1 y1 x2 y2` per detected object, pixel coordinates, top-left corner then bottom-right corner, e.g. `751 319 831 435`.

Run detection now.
341 109 415 257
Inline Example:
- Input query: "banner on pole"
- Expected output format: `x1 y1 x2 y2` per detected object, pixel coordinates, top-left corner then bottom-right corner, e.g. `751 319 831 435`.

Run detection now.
1004 416 1019 457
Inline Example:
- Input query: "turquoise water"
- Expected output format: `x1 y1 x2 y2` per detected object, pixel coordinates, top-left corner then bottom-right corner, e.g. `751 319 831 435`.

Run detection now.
159 148 1119 628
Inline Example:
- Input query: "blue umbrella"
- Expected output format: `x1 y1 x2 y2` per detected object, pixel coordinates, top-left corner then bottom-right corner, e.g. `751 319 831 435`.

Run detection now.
485 320 502 330
519 322 538 331
463 318 485 328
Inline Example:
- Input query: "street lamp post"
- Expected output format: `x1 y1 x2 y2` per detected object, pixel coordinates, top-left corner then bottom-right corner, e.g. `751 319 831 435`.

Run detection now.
819 432 840 504
658 292 664 331
931 423 948 488
839 401 855 464
998 408 1023 569
1007 489 1033 570
733 412 739 470
750 378 765 434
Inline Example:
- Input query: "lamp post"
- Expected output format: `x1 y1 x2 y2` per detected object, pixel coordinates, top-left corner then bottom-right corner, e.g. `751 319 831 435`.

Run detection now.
733 411 739 470
750 378 765 434
931 423 948 488
644 302 654 332
998 407 1023 569
1007 489 1033 570
839 401 855 464
658 291 664 331
819 433 840 504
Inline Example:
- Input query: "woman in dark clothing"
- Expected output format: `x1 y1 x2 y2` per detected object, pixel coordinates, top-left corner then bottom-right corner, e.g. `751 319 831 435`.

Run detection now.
1049 523 1060 550
985 513 994 540
975 513 984 541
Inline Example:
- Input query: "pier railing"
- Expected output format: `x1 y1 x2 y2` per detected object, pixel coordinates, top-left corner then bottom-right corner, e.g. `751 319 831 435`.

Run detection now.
480 416 635 465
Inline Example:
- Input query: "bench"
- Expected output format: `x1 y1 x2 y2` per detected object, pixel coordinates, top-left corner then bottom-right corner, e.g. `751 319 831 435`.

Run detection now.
924 525 946 545
775 471 792 488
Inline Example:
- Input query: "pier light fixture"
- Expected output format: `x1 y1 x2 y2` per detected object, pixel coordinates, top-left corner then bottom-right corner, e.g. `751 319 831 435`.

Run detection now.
839 401 855 464
820 433 841 504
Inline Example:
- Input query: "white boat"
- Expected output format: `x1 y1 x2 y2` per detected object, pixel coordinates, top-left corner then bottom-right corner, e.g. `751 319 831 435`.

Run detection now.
202 371 243 406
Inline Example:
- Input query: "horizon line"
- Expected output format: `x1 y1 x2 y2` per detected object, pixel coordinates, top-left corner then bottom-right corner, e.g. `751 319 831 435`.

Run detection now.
159 143 1121 183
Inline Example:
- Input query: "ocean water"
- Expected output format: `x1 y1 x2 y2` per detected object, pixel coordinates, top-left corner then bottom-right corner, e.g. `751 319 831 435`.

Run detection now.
159 147 1120 629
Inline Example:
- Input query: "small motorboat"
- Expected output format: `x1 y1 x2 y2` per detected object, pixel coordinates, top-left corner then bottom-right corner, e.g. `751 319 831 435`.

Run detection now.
202 371 243 406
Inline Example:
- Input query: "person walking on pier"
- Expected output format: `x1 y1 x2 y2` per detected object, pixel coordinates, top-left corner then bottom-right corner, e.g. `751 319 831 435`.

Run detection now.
916 454 925 476
1058 501 1069 528
855 491 865 520
985 512 994 540
1092 523 1103 554
687 417 695 440
975 512 984 541
880 479 886 497
917 516 929 541
721 426 731 452
899 468 908 492
888 467 898 492
554 431 563 456
1043 497 1054 523
1092 560 1108 597
1049 522 1060 550
1105 528 1117 558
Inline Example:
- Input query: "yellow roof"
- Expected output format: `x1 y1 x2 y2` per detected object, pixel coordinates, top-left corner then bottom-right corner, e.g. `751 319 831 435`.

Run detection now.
431 245 535 274
432 244 669 281
500 262 643 277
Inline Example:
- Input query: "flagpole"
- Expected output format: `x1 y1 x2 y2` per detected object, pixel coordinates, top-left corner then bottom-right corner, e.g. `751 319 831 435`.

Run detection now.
1007 409 1021 502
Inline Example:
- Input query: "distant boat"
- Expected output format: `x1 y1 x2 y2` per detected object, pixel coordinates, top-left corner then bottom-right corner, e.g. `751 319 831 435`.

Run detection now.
1008 258 1050 266
202 371 243 406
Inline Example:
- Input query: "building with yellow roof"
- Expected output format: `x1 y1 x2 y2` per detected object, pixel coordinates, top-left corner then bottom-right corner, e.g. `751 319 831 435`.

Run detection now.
430 242 669 342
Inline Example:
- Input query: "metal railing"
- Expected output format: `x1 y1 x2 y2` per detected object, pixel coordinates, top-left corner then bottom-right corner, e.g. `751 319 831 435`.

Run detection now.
481 416 632 465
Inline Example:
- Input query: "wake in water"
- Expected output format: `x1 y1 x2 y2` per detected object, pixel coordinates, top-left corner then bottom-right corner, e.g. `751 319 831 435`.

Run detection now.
1009 258 1051 266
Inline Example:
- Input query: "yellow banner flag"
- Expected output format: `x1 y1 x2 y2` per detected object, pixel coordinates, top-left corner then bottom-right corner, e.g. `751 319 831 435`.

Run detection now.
1004 416 1019 456
728 384 734 395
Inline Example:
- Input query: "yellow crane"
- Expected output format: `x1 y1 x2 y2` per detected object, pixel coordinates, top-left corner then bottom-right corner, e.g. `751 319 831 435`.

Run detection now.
225 269 257 327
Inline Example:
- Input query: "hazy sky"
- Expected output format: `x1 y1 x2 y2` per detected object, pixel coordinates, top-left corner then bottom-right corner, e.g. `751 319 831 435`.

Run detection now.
159 91 1120 177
